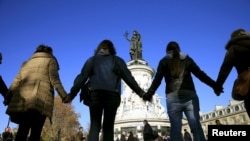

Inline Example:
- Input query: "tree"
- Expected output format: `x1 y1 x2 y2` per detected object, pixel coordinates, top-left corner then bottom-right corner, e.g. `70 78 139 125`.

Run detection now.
41 95 81 141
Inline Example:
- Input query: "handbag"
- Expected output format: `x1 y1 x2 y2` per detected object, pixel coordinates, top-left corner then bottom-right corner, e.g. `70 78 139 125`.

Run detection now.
80 80 91 106
232 69 250 100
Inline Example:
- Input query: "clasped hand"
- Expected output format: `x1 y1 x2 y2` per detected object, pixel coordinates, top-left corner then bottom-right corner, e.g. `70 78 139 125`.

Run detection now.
142 92 153 102
213 84 224 96
63 95 72 103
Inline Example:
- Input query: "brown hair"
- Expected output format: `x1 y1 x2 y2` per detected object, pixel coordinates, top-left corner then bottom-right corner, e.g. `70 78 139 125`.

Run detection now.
230 28 248 39
166 41 182 78
94 40 116 55
35 44 53 55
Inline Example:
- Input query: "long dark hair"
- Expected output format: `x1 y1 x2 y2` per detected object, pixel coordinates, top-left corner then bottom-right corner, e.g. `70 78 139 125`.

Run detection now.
166 41 182 78
94 39 117 55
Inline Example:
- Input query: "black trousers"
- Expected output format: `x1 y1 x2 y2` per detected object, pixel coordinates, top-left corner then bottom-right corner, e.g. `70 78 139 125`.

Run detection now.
15 110 46 141
88 90 120 141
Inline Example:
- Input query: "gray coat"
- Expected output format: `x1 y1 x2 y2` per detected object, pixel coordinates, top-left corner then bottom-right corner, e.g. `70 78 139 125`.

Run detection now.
6 52 67 118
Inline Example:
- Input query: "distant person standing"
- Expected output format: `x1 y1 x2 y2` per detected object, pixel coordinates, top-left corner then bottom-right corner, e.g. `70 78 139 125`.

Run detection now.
215 28 250 118
183 129 192 141
4 45 71 141
127 131 135 141
215 119 222 125
0 52 8 98
76 127 85 141
143 41 223 141
143 120 154 141
120 133 126 141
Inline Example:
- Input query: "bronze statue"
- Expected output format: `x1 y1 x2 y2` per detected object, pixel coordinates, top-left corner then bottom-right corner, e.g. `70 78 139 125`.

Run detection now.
124 30 142 60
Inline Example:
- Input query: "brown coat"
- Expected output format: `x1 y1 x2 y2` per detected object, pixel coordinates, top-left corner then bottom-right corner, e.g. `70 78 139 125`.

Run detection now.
216 35 250 87
6 52 67 118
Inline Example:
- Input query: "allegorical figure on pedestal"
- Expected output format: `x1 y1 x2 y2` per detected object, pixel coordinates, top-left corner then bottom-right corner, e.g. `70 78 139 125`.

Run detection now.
124 30 142 61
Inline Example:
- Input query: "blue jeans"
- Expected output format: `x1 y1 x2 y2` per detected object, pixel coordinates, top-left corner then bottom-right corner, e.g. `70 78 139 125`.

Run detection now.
166 90 206 141
88 90 121 141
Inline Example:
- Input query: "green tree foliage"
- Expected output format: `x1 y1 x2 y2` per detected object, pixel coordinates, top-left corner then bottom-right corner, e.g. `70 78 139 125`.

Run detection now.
41 96 81 141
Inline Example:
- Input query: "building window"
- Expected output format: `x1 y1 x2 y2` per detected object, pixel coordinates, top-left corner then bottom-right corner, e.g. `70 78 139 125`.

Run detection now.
212 113 216 118
219 111 223 116
227 108 231 114
200 116 204 121
206 115 209 119
235 106 239 111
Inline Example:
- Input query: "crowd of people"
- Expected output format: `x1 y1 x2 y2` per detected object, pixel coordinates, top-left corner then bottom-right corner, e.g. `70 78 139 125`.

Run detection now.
0 28 250 141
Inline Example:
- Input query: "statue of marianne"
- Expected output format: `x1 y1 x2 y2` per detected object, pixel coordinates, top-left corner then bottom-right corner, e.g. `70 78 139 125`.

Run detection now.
124 30 142 61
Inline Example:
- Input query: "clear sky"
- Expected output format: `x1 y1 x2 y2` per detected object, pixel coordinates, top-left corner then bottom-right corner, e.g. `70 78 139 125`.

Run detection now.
0 0 250 133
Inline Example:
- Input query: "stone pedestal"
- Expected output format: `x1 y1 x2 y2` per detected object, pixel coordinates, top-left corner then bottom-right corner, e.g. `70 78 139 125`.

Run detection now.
114 59 170 140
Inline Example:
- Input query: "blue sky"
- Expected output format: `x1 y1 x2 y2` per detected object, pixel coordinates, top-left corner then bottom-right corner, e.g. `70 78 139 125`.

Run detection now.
0 0 250 132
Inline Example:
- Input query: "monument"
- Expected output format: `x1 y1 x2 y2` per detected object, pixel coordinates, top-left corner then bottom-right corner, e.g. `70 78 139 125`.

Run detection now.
113 31 170 140
124 30 143 62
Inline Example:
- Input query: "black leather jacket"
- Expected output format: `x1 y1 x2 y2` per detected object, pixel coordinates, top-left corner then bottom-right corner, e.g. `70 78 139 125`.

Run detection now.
70 54 144 99
148 53 217 95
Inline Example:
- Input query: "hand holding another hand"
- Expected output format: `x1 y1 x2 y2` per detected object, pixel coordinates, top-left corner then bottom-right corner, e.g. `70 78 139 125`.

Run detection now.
63 95 72 103
143 92 153 102
213 84 224 96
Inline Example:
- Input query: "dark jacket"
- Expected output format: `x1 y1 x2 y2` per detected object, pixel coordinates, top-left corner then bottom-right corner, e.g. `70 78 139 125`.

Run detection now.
75 131 85 141
216 35 250 87
127 133 135 141
143 123 153 140
70 54 144 99
147 53 217 95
